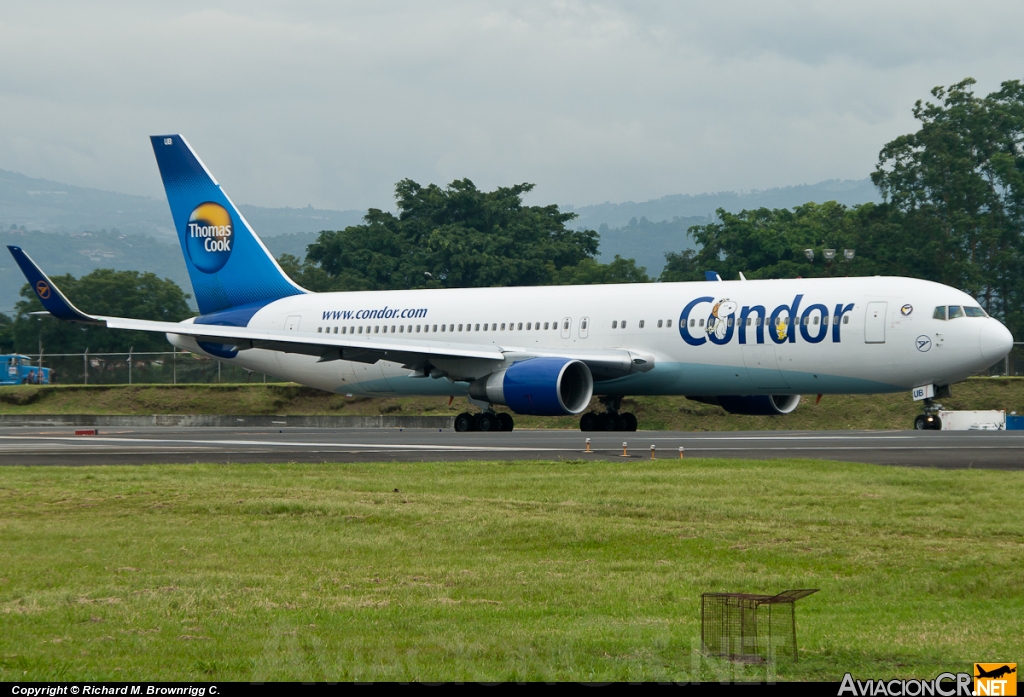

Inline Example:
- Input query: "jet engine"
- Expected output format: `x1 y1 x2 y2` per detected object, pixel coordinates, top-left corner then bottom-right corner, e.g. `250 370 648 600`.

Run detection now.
468 357 594 416
714 394 801 415
686 393 802 415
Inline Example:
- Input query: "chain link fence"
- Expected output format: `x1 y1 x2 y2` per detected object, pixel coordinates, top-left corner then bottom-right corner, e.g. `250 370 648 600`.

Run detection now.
9 344 1024 386
14 350 280 385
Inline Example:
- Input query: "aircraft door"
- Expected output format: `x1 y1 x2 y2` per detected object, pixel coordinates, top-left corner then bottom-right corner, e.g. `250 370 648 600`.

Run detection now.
864 302 887 343
285 315 301 332
741 344 789 389
561 317 572 339
579 317 590 339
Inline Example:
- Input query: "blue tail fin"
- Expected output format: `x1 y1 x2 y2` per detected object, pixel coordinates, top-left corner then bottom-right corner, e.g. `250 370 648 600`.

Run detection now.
150 135 305 314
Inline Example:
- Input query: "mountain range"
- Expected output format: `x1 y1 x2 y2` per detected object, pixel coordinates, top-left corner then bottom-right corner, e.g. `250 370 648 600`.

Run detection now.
0 169 881 314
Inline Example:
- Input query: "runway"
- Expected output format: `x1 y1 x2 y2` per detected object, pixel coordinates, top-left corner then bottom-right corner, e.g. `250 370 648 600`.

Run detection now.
0 426 1022 468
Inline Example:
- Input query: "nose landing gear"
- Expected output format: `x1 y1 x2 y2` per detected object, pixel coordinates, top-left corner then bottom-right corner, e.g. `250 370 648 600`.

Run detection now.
914 399 943 430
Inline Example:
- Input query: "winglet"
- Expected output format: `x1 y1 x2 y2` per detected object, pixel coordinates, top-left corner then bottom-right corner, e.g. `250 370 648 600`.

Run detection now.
5 246 102 324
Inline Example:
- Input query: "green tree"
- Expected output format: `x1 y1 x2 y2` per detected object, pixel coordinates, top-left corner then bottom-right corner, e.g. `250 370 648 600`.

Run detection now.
292 178 644 290
871 78 1024 336
0 312 12 353
554 255 649 285
659 249 704 282
673 201 884 281
11 269 194 353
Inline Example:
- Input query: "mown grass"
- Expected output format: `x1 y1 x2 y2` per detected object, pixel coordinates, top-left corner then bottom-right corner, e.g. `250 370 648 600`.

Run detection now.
1 377 1023 431
0 459 1021 681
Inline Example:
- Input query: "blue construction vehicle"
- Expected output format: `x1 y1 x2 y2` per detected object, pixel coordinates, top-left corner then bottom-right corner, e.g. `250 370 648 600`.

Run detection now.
1 354 52 385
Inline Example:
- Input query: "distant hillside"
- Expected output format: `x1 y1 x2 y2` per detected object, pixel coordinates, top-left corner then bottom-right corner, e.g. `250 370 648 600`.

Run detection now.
569 178 880 230
595 216 706 276
0 168 364 240
0 168 883 307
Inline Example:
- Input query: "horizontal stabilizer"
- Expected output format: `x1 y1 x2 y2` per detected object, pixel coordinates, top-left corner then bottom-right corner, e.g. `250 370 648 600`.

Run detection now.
6 246 102 324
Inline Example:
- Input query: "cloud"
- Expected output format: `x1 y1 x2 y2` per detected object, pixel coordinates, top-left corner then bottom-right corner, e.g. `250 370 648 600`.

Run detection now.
0 1 1020 211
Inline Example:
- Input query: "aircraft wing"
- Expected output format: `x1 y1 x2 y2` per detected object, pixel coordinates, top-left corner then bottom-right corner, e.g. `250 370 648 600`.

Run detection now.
7 245 653 378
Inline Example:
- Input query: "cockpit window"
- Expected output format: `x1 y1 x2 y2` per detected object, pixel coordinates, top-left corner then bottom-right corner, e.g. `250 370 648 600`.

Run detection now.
964 306 987 317
947 305 964 319
933 306 946 320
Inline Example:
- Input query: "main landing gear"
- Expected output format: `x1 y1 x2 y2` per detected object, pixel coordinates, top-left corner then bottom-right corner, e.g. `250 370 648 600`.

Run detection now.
454 411 514 432
914 398 942 431
579 395 637 432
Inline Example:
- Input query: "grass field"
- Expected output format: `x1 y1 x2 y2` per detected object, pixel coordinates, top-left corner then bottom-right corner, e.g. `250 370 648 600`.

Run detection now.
2 376 1023 431
1 459 1021 682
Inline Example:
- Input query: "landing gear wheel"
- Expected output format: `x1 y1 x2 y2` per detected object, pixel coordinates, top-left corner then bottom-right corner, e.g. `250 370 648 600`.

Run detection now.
476 412 498 432
621 412 638 432
454 412 474 432
496 413 514 432
600 413 623 431
929 415 942 430
914 415 927 430
580 412 598 431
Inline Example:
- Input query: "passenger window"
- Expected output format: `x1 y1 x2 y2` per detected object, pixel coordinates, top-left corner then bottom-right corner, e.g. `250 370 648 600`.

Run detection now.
517 322 523 330
612 321 618 329
843 316 849 324
563 320 569 330
690 319 695 327
667 319 672 328
399 326 404 333
408 325 412 332
318 327 323 333
727 318 733 327
441 325 446 332
475 324 480 331
657 320 663 328
639 320 645 328
757 318 762 326
544 322 549 330
933 306 946 320
581 319 588 329
813 316 819 325
964 306 987 317
391 326 396 333
432 325 437 332
458 324 463 331
501 323 506 330
492 323 497 330
527 322 532 330
450 324 454 332
374 326 380 333
621 321 627 329
699 319 704 327
948 306 964 319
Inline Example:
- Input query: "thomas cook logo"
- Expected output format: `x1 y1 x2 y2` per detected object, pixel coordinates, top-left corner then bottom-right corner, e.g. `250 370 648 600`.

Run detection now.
975 663 1016 696
35 280 51 300
186 202 234 274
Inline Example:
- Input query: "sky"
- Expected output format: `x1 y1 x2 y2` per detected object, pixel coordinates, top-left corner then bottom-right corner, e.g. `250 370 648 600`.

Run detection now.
0 1 1021 211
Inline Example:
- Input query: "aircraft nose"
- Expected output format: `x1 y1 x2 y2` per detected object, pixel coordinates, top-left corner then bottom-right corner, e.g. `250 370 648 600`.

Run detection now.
979 320 1014 364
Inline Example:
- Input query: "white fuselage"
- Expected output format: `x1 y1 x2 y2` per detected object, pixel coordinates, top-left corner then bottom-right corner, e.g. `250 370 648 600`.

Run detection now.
170 276 1012 399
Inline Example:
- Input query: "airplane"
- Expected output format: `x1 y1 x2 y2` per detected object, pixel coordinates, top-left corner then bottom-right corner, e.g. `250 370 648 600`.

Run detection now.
6 135 1015 432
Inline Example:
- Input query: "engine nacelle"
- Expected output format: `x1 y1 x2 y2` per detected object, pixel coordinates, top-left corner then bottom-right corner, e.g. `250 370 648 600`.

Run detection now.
468 357 594 416
714 394 801 416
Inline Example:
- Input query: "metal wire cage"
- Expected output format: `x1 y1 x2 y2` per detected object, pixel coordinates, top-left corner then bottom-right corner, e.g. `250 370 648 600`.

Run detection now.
701 589 818 663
